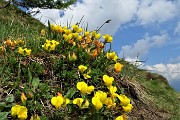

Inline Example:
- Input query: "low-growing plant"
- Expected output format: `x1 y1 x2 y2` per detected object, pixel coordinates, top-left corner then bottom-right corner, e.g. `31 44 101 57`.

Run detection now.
0 22 133 120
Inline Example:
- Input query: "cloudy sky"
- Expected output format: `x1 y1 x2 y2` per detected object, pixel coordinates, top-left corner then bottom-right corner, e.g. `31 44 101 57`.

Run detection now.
32 0 180 91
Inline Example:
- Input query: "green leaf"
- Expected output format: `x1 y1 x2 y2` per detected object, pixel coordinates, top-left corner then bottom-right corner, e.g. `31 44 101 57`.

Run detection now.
40 115 49 120
5 94 14 103
28 67 32 83
65 88 76 99
48 20 51 35
32 78 40 89
0 102 6 112
0 112 9 120
81 94 86 99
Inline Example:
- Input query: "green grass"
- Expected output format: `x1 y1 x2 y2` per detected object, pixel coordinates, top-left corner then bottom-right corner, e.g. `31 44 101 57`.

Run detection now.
135 69 180 119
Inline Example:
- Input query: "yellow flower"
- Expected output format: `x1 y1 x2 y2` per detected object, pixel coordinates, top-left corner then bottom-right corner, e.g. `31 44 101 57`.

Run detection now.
73 98 84 108
11 105 28 120
113 55 118 61
14 39 24 45
114 63 123 73
72 24 83 33
102 34 113 43
4 39 12 46
103 75 114 87
117 94 131 106
41 29 45 36
68 52 77 61
116 115 124 120
51 40 59 46
30 114 40 120
50 24 56 31
42 43 50 51
56 25 63 33
73 98 89 109
122 104 133 113
91 31 101 39
92 97 103 110
73 33 79 38
94 91 107 103
76 81 94 94
51 96 64 109
78 65 87 73
82 99 89 108
95 33 101 39
77 36 83 41
63 34 68 41
105 97 116 108
0 46 5 52
50 43 56 51
18 47 24 55
106 52 118 61
84 31 90 37
83 74 91 79
64 98 70 106
42 40 59 51
64 29 72 35
91 31 96 37
24 48 31 56
21 92 27 105
108 86 118 98
18 47 31 56
67 33 73 40
91 49 98 58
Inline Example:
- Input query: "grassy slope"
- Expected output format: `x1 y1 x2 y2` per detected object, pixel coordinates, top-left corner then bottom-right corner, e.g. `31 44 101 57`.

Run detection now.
0 0 44 40
0 1 180 119
119 60 180 120
136 70 180 119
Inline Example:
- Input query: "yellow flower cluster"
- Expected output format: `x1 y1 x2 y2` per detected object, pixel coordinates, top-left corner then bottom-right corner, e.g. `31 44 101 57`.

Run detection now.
47 24 114 59
50 24 64 33
103 34 113 43
77 81 94 94
72 24 83 33
114 62 124 73
4 39 15 47
42 39 59 51
14 39 25 45
11 105 28 120
103 75 114 87
78 65 91 79
118 94 133 113
51 94 70 110
106 52 118 61
73 98 89 109
68 52 77 61
21 92 27 105
2 39 25 52
18 47 31 56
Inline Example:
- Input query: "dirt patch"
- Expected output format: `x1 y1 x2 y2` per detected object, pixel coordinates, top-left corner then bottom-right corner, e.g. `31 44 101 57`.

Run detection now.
118 80 172 120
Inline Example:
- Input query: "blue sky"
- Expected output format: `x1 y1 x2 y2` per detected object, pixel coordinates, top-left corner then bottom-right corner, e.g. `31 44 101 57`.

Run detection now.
32 0 180 91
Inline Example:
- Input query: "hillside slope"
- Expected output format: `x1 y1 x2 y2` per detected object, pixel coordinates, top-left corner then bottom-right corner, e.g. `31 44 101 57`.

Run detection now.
0 1 180 120
0 0 44 40
116 60 180 119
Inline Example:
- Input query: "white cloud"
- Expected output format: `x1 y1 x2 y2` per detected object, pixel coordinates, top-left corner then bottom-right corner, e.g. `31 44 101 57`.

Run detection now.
145 63 180 81
32 0 179 35
174 22 180 35
137 0 178 24
120 33 168 59
33 0 139 35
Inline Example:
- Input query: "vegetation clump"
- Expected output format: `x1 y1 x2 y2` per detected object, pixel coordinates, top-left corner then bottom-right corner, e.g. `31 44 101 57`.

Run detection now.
0 22 133 120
